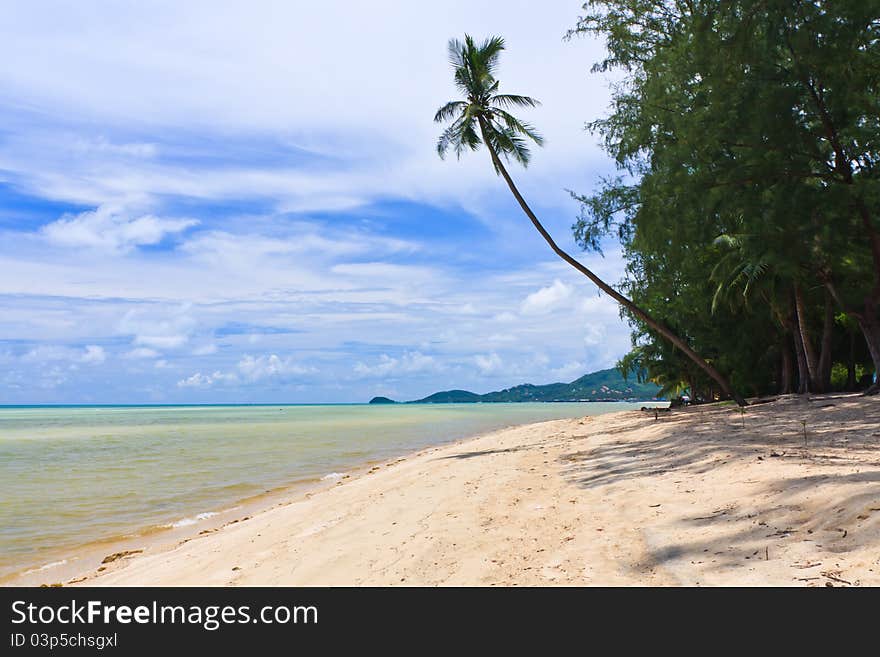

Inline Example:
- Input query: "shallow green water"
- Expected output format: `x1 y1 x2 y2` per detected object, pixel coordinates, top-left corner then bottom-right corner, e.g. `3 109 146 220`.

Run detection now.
0 402 659 576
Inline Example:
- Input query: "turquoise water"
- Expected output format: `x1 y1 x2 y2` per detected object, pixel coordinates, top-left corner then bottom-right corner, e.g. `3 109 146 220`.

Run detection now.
0 402 657 576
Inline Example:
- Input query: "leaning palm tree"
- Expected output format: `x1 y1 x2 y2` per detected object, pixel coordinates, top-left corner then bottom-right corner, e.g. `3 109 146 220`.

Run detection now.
435 34 746 406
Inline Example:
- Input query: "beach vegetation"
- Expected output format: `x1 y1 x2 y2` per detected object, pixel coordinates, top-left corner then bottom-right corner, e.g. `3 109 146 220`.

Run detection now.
569 0 880 399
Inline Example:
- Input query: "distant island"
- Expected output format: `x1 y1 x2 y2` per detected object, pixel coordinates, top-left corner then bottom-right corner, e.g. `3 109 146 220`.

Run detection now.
369 368 661 404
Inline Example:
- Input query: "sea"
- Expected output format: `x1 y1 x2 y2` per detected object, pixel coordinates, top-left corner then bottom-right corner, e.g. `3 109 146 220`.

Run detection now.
0 401 662 579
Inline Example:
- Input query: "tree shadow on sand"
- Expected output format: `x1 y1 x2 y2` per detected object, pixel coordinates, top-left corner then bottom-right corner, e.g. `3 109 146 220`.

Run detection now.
559 397 880 582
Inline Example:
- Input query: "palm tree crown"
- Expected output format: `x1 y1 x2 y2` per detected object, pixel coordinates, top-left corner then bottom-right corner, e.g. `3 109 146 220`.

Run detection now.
434 35 543 170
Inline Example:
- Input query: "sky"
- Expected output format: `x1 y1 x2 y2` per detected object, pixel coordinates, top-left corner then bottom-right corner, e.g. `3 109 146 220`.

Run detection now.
0 1 634 404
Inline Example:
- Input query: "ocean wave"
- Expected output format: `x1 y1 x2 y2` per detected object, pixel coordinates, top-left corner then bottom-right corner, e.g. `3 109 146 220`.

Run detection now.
320 472 347 481
164 511 219 528
22 559 67 576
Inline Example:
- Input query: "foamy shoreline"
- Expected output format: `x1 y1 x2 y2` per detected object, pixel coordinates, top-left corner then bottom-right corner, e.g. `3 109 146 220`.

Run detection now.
12 396 880 587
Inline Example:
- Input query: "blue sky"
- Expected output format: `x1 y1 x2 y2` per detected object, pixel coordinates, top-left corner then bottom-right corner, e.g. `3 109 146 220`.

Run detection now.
0 1 633 403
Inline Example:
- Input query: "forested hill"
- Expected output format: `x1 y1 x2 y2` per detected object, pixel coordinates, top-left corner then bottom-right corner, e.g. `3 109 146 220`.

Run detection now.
368 368 661 404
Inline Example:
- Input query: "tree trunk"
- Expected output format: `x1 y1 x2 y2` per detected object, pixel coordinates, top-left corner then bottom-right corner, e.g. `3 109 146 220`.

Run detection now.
824 281 880 395
856 299 880 395
477 118 747 406
791 307 810 394
794 283 819 392
855 199 880 288
780 337 793 394
816 289 834 392
846 330 856 391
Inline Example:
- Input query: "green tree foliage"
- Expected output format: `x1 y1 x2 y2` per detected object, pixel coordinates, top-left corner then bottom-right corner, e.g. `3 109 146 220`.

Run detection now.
570 0 880 397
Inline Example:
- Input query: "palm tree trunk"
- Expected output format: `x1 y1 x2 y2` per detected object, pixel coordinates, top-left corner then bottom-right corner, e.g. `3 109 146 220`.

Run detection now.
477 119 746 406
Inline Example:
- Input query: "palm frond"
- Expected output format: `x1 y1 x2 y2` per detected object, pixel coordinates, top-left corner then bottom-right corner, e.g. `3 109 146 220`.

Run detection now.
436 123 460 159
453 64 477 97
491 109 544 146
447 38 466 69
478 35 506 78
713 233 743 249
488 124 532 167
711 282 726 314
434 100 466 123
437 114 481 159
457 121 482 156
491 93 541 110
740 261 769 302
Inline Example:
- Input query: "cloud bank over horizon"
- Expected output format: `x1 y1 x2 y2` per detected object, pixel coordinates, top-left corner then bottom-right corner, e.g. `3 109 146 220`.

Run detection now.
0 1 634 403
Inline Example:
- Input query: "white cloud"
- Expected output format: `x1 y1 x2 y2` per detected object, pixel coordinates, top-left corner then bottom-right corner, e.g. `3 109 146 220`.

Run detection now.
183 228 415 265
72 137 158 158
21 344 105 365
42 204 197 253
192 343 217 356
80 345 106 364
124 347 159 359
583 324 606 346
176 353 313 387
0 2 614 217
176 370 236 388
0 250 635 402
38 366 68 389
474 352 503 375
353 351 439 378
118 306 196 350
20 346 73 363
237 354 313 381
135 334 188 349
520 279 574 315
550 360 587 381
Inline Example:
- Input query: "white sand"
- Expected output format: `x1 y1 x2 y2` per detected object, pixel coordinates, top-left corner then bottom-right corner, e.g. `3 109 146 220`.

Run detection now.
63 395 880 586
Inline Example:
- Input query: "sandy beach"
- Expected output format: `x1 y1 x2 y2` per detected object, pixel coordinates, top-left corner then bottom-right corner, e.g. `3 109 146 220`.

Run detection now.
37 395 879 586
